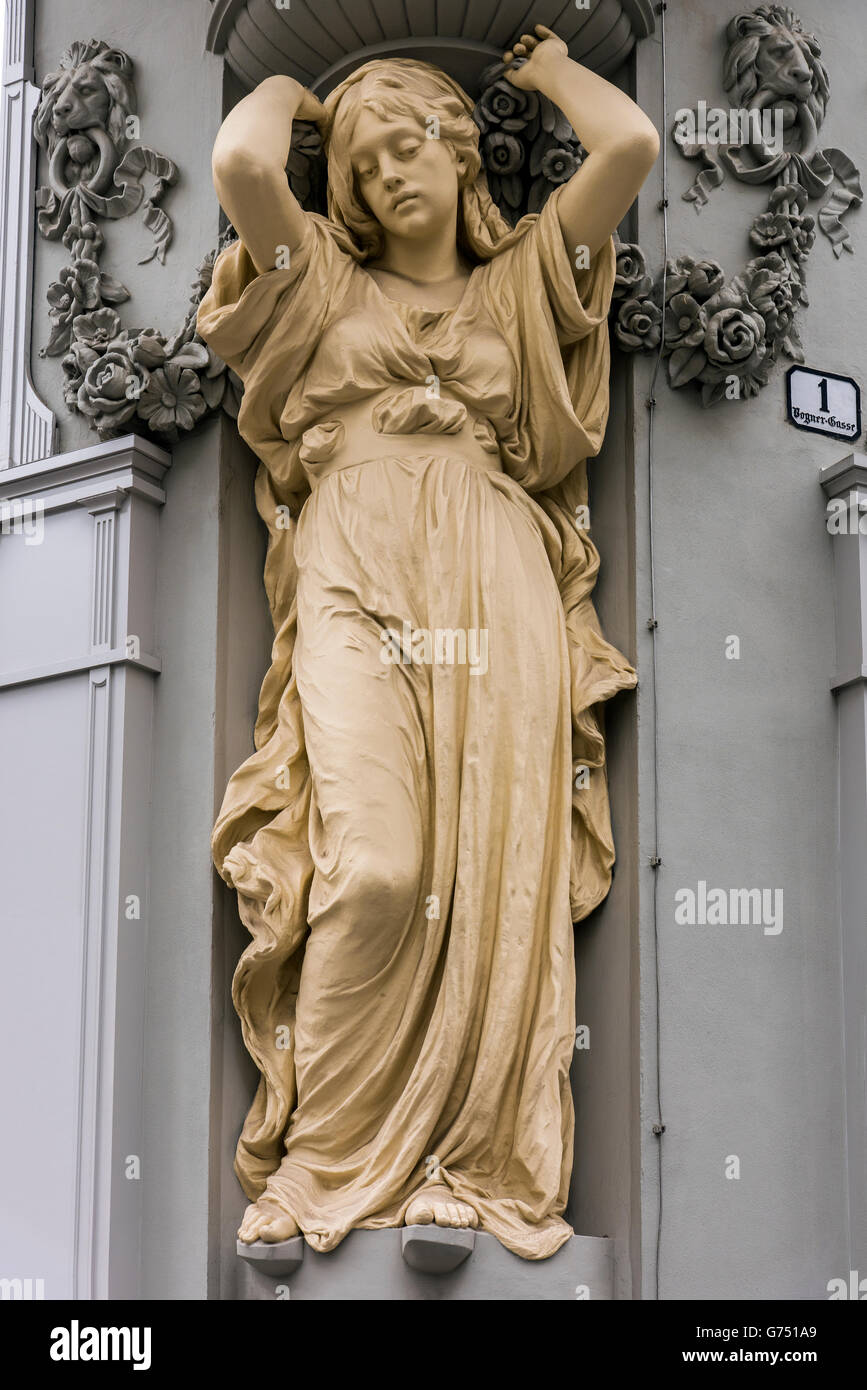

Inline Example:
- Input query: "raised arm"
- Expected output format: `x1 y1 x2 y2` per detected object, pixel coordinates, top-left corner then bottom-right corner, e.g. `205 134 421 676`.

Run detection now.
211 76 326 275
503 26 659 263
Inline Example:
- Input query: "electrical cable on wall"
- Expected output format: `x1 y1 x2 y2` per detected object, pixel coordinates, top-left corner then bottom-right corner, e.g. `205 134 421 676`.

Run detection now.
647 0 670 1302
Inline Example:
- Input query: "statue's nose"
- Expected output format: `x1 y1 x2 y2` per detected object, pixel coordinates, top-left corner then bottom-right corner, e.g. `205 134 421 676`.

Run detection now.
56 98 73 116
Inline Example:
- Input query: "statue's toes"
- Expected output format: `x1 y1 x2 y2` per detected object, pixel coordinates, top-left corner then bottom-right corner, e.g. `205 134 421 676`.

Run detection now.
237 1204 265 1243
436 1202 459 1228
258 1213 298 1243
405 1189 479 1229
432 1200 478 1229
405 1198 434 1226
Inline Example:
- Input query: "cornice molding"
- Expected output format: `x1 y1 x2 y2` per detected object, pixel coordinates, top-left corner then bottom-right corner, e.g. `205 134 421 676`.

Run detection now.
820 453 867 500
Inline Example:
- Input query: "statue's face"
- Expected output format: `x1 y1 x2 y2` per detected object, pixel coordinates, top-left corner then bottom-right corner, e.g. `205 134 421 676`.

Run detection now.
350 109 461 244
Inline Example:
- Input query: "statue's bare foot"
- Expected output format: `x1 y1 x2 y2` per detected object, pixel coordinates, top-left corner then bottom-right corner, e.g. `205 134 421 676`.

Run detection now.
238 1199 299 1244
405 1185 479 1229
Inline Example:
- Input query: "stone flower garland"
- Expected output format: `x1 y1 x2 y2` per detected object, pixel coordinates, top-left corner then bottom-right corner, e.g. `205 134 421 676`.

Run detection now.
35 39 240 444
608 130 818 405
607 4 861 405
609 209 813 406
57 245 242 441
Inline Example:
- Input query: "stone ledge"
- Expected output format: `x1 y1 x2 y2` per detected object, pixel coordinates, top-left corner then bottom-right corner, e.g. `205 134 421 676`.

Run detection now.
237 1235 305 1278
235 1228 613 1301
401 1224 475 1272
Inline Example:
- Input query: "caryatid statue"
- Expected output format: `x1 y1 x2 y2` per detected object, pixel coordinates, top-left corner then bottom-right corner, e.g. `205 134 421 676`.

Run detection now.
197 25 655 1260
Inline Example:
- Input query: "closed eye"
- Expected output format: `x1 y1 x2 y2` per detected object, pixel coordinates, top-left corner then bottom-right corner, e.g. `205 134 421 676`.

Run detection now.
355 139 422 180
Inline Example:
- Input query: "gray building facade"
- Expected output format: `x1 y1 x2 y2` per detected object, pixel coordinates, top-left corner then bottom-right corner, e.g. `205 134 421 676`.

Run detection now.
0 0 864 1301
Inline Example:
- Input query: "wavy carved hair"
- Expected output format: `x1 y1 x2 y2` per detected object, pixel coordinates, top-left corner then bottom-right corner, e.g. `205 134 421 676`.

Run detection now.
321 58 527 264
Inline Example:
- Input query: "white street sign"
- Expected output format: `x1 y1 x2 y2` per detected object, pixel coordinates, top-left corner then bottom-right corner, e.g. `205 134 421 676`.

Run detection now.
786 366 861 442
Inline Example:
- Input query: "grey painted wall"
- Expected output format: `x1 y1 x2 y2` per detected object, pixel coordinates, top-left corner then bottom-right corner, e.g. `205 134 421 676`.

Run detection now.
139 418 222 1300
207 414 273 1303
0 434 172 1299
0 672 91 1295
29 0 230 1298
574 329 641 1299
633 2 856 1299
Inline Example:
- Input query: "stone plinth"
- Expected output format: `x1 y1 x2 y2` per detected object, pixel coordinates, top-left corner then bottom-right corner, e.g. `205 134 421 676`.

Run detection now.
236 1229 613 1301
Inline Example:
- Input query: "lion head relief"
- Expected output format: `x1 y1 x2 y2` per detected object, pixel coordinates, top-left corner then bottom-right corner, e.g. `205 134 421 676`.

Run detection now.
723 5 829 147
34 39 137 197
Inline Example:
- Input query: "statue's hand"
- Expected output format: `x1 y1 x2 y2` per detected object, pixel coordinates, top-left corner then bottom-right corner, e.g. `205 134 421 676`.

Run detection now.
502 25 569 91
295 87 327 125
264 75 327 125
256 74 326 125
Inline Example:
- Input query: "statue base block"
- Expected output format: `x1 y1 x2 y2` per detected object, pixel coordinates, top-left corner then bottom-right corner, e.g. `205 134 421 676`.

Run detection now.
401 1224 475 1272
235 1228 613 1300
236 1236 305 1276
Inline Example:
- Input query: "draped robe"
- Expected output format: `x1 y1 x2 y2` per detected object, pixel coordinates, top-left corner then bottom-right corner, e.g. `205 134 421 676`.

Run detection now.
196 184 636 1259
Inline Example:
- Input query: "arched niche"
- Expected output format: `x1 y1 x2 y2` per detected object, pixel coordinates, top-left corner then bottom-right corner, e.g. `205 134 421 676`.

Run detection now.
206 0 655 93
203 0 648 1299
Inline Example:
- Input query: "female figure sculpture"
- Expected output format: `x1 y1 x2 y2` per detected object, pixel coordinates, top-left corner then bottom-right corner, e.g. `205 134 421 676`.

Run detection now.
197 25 656 1261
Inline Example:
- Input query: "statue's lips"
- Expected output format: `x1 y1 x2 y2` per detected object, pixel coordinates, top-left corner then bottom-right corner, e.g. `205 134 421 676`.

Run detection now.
393 193 421 210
